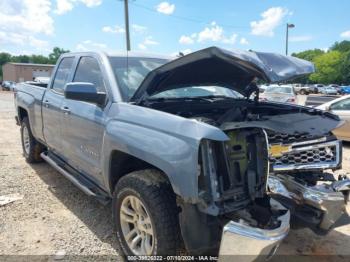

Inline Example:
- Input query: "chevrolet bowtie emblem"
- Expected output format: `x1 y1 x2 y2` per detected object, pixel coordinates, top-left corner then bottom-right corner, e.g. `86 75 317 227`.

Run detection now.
270 144 292 157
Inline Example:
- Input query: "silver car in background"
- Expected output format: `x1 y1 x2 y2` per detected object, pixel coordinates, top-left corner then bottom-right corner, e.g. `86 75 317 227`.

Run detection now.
259 85 297 104
319 86 338 95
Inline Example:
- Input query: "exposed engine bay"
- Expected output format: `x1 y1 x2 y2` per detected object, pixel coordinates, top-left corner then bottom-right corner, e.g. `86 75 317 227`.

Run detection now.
141 96 349 237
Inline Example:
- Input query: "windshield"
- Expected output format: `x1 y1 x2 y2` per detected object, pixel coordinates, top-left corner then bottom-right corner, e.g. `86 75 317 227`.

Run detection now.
109 56 169 100
265 86 293 94
150 86 244 99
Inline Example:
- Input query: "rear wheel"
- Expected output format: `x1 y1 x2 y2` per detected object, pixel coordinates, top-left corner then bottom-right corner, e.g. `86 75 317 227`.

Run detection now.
20 117 44 163
299 89 306 95
113 169 183 256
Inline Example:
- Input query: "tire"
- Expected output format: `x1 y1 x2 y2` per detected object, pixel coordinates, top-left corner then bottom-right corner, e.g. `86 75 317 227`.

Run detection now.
299 89 306 95
20 117 44 163
113 169 183 256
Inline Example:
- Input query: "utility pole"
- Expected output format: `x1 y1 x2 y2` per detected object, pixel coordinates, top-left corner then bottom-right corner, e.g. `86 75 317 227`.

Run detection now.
285 23 295 56
124 0 131 51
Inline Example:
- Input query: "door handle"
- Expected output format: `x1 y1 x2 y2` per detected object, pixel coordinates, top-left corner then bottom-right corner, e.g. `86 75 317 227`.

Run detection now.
43 100 50 108
61 106 71 114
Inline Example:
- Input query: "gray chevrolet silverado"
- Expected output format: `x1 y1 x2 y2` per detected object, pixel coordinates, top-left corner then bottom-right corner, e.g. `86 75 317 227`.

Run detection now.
14 47 350 258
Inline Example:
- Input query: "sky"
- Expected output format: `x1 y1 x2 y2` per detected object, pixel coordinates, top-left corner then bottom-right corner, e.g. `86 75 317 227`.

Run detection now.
1 0 350 56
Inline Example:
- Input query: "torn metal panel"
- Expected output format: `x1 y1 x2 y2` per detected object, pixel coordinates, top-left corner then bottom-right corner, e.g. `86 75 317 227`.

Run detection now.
221 112 343 136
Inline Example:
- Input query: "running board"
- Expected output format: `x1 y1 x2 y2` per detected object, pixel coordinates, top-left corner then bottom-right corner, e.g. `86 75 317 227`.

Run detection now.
40 152 97 197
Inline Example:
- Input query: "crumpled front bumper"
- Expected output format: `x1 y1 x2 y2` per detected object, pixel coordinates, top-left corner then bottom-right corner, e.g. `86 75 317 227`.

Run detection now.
268 174 350 232
219 200 290 261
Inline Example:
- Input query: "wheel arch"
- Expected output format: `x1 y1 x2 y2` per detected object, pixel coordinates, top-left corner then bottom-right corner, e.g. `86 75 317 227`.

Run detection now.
108 150 174 196
18 106 28 123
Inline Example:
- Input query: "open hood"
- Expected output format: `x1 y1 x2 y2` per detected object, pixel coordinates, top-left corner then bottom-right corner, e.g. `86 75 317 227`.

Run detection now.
130 47 314 103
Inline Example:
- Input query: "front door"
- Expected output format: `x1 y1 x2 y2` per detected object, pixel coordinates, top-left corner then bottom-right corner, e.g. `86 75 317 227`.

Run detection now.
60 56 108 184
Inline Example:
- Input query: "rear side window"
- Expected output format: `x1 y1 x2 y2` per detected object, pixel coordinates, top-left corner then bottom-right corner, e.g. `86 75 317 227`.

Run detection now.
51 57 74 93
73 57 106 92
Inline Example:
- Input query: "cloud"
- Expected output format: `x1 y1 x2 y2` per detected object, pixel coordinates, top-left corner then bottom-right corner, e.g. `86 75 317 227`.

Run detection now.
144 36 159 45
102 25 125 34
250 7 288 36
222 33 238 44
0 0 53 52
137 36 159 50
180 22 238 45
138 43 147 50
54 0 73 14
289 35 313 42
0 32 49 49
79 0 102 7
76 40 108 51
340 30 350 38
54 0 102 15
179 35 194 45
156 2 175 15
0 0 54 35
240 37 249 45
198 22 224 42
132 24 147 34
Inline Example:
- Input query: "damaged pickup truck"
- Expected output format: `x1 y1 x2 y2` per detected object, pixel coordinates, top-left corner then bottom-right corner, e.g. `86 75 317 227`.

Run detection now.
14 47 350 258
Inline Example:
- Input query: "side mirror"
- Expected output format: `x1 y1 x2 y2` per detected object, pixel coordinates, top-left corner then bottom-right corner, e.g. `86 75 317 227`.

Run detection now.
324 105 330 111
64 82 106 105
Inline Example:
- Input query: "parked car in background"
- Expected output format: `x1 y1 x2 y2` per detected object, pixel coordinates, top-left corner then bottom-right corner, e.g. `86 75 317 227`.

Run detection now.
328 84 341 94
34 77 50 84
319 85 338 95
317 94 350 141
293 83 311 95
1 80 16 91
260 85 297 104
258 84 268 93
313 84 325 93
340 85 350 95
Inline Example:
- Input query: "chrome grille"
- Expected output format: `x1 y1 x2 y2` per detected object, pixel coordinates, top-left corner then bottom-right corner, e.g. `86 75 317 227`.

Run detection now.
270 141 340 172
267 131 317 145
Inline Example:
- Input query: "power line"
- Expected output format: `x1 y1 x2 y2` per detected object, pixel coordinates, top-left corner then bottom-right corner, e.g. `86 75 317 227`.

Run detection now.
129 1 250 30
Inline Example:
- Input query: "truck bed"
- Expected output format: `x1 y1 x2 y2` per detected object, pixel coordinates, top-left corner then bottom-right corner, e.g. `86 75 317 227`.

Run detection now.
15 82 47 142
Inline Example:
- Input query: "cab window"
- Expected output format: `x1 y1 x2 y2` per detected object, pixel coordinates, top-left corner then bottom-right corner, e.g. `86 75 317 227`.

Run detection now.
73 57 106 92
51 57 74 93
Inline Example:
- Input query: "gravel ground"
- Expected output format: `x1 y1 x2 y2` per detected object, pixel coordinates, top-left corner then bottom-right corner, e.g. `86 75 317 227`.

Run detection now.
0 91 349 260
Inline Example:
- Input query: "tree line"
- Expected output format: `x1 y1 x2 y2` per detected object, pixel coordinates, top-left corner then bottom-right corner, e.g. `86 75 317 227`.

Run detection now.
1 42 350 84
291 40 350 85
0 47 69 80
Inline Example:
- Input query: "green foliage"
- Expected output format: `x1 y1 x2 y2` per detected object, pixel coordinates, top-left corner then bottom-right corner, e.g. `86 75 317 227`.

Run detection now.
0 52 11 79
339 51 350 84
48 47 70 64
330 41 350 53
292 49 324 62
292 40 350 85
309 51 342 84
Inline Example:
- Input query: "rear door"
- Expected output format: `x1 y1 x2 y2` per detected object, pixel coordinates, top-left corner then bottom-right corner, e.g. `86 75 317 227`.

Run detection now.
330 97 350 140
60 56 108 184
42 57 75 154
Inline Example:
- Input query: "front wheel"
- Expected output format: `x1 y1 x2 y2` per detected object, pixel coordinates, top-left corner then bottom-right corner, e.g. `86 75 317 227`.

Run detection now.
113 170 183 256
